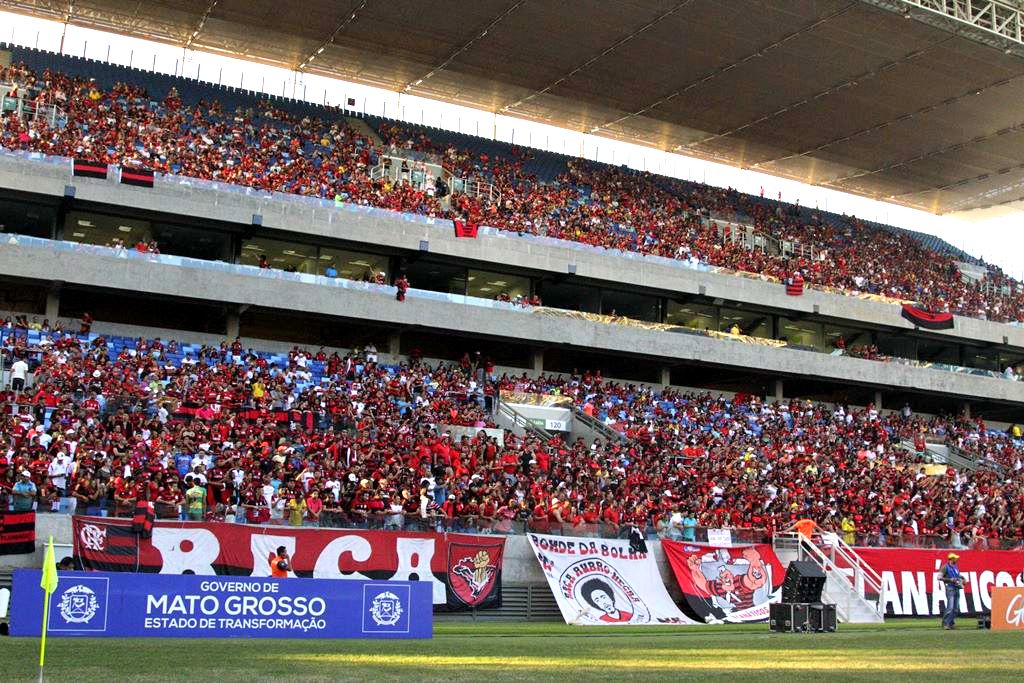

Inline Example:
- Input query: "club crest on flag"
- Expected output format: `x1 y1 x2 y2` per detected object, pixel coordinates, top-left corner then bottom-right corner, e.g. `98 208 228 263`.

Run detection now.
448 544 501 606
79 523 107 552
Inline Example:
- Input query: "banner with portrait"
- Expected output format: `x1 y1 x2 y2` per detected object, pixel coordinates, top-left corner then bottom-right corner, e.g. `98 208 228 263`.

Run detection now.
663 541 784 623
527 533 696 625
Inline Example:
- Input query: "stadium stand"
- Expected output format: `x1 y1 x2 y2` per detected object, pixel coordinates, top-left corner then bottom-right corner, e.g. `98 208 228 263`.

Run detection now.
2 324 1022 549
2 45 1023 325
2 42 1024 556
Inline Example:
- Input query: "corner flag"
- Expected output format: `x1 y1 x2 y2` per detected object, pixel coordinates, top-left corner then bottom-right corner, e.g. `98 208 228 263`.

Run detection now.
41 536 58 594
39 535 58 680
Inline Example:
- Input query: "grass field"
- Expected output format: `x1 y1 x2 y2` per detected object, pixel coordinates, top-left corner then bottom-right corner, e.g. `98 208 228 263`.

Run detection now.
2 620 1022 682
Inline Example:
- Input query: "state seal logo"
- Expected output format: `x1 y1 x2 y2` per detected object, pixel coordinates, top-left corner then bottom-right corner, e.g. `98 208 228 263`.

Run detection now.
58 584 100 624
369 590 404 627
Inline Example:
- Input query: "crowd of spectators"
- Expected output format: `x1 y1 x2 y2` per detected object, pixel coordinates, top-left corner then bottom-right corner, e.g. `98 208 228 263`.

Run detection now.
2 324 1023 549
3 62 1023 324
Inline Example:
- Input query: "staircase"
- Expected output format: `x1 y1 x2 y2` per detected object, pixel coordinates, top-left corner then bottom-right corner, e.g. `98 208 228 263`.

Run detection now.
571 407 627 445
346 116 384 147
773 532 885 623
494 398 553 441
901 438 988 472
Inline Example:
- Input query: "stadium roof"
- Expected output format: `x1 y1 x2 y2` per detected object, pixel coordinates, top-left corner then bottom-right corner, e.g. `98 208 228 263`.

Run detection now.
5 0 1024 214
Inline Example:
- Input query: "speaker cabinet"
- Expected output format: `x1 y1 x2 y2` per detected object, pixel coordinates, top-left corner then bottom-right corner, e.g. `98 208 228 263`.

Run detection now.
782 561 827 603
770 602 810 632
808 603 837 632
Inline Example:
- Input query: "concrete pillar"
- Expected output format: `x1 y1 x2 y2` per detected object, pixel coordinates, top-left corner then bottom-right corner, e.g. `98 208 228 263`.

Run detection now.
45 289 60 321
961 402 971 419
660 366 671 387
225 311 240 340
874 390 883 410
388 331 402 356
774 379 784 402
532 349 544 374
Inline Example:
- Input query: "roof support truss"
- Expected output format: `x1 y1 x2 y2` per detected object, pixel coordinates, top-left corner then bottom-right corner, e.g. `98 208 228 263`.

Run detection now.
863 0 1024 52
297 0 367 71
184 0 218 50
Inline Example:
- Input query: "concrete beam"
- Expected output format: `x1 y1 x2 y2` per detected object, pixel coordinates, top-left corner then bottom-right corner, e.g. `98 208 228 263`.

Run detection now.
2 154 1022 351
1 240 1022 405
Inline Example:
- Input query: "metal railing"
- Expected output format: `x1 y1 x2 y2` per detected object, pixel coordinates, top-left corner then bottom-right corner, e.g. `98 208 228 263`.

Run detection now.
572 407 627 444
715 219 821 261
948 443 1006 474
368 154 499 204
19 502 1024 548
450 175 500 203
1 84 66 127
495 398 554 441
774 531 885 622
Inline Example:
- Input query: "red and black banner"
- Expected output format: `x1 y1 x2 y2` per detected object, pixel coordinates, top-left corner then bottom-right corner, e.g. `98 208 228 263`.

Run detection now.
454 220 479 238
74 515 141 569
663 541 785 623
901 304 954 330
73 159 108 179
132 501 156 539
0 511 36 555
785 275 804 296
120 166 155 188
851 547 1024 617
72 516 505 611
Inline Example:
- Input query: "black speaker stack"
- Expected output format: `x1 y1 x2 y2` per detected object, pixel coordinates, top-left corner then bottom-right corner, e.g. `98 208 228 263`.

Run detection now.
770 562 837 633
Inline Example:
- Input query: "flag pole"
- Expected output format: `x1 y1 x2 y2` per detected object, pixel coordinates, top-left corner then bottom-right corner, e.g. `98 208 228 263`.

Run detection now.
39 584 49 683
38 535 58 683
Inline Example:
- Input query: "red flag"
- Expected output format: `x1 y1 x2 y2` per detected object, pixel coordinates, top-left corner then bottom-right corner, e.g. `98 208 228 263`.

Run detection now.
454 220 479 238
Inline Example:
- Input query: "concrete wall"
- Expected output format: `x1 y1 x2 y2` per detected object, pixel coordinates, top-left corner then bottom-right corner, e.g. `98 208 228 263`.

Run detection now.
0 514 683 601
1 153 1022 351
2 238 1022 404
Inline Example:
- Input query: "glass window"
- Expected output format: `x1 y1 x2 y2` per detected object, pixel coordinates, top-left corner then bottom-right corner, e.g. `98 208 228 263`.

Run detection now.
824 324 871 352
601 289 661 322
319 248 389 281
150 222 232 261
876 333 916 360
404 259 466 295
720 308 772 339
778 317 823 349
537 281 600 313
241 237 316 274
999 352 1024 373
66 211 150 247
467 269 530 302
917 340 959 366
666 302 718 332
966 348 1000 372
0 199 54 238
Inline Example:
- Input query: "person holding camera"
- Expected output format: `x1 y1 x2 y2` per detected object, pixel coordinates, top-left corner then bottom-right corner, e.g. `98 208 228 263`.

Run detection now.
269 546 291 578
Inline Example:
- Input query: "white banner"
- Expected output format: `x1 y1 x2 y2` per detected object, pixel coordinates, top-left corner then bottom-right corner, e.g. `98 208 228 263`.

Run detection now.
706 529 733 545
527 533 696 626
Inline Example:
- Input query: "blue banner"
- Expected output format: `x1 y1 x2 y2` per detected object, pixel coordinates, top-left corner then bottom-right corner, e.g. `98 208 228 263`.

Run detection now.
10 570 431 639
